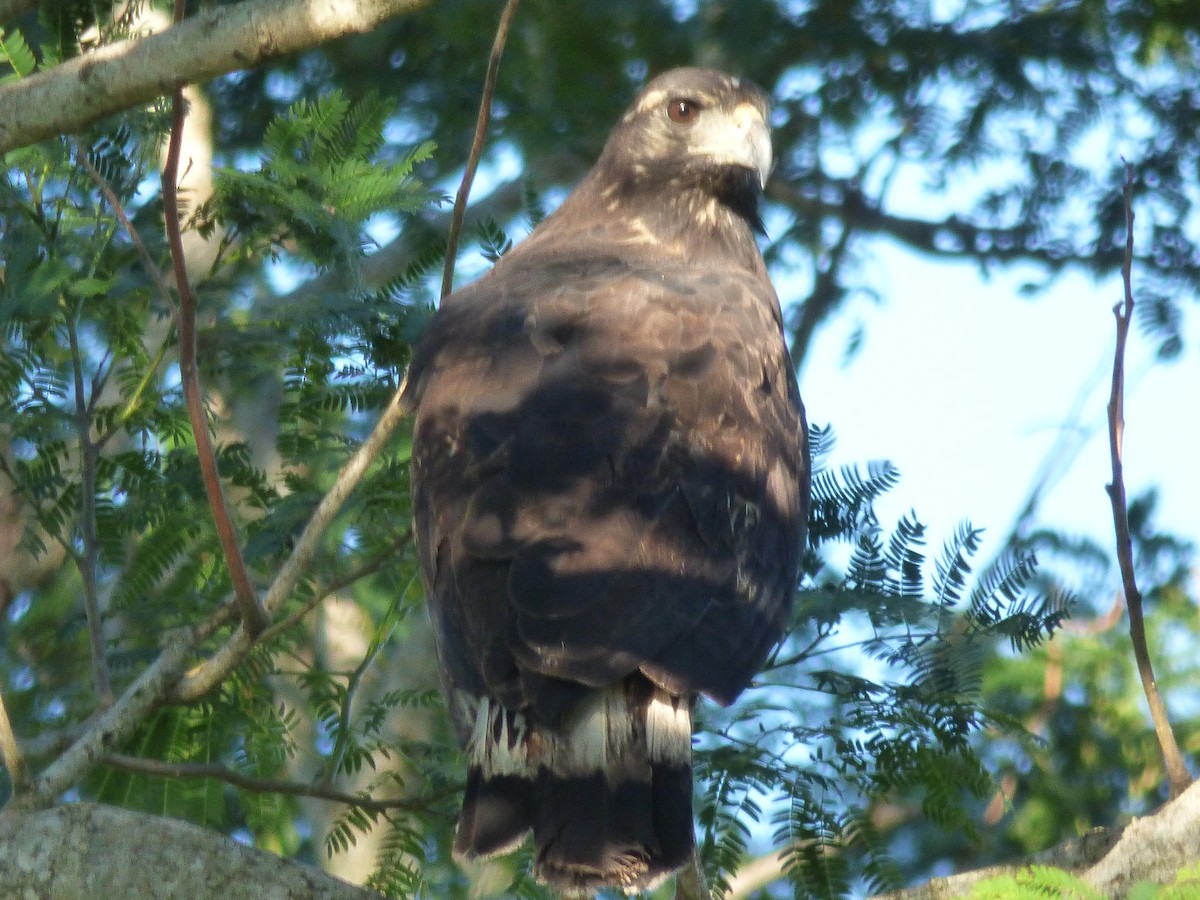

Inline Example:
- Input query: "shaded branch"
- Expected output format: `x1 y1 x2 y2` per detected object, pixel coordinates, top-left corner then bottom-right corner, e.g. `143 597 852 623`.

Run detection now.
1104 163 1192 798
102 753 453 814
161 28 267 637
64 315 113 706
0 0 433 155
439 0 522 298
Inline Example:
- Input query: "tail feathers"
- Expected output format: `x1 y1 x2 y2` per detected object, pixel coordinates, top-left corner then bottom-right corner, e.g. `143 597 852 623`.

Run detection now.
534 762 694 895
452 682 694 895
454 770 533 859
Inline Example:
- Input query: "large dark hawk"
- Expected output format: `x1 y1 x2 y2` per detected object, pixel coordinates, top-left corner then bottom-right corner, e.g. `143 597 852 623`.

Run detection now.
402 67 809 895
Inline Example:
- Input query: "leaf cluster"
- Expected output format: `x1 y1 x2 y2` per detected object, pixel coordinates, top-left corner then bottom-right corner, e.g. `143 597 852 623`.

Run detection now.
685 429 1070 897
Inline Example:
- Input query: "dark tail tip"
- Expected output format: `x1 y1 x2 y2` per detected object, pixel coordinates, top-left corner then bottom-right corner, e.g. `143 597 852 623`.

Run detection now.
533 762 694 895
454 770 535 861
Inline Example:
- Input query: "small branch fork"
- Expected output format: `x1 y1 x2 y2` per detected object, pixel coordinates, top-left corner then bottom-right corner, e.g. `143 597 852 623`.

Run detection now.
1105 162 1193 798
439 0 522 299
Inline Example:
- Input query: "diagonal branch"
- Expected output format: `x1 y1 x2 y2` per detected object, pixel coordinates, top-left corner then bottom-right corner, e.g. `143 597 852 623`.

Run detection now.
439 0 522 298
0 0 433 155
1105 162 1192 798
16 629 195 809
73 138 175 309
161 12 267 637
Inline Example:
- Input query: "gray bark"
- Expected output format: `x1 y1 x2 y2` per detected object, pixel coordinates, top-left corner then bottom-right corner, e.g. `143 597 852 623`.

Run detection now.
0 803 383 899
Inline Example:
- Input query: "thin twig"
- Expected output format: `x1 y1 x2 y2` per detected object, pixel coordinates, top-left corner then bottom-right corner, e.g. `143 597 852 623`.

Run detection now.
161 0 266 637
65 315 113 707
101 752 455 813
324 565 419 785
258 529 413 645
0 685 27 791
1105 162 1193 798
438 0 522 299
73 139 176 309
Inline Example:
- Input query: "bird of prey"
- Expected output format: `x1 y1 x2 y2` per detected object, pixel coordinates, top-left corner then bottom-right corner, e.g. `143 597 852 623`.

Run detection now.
401 67 809 895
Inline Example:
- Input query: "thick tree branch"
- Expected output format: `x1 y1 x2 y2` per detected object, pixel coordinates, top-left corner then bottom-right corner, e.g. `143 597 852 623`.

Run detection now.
871 779 1200 899
439 0 521 298
1105 164 1192 798
0 0 433 156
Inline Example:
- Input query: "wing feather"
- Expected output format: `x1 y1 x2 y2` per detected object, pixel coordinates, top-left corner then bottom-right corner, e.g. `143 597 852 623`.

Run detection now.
407 256 807 727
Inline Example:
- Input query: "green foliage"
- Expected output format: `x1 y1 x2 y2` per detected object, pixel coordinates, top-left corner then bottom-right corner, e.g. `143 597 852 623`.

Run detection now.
0 26 37 80
474 216 512 263
677 429 1072 897
971 862 1200 900
0 36 442 889
213 91 436 274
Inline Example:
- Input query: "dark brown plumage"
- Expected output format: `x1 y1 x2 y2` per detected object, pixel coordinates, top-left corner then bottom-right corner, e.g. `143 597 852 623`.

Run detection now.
402 67 809 895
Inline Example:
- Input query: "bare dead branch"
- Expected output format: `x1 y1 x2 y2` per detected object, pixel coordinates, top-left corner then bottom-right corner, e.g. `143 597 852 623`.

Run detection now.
439 0 522 299
0 0 434 156
1104 162 1192 798
102 753 453 814
161 20 267 638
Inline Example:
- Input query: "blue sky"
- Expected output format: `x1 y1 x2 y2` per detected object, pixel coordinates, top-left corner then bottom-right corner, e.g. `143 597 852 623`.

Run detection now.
798 238 1199 601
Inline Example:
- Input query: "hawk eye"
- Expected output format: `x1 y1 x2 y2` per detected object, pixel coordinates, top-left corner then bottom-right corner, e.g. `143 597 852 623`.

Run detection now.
667 98 700 124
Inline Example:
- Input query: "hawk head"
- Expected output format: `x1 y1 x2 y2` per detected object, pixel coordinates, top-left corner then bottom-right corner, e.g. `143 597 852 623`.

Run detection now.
596 67 772 233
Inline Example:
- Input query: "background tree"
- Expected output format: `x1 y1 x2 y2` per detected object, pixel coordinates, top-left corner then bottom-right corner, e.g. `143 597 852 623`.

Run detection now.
0 1 1197 897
